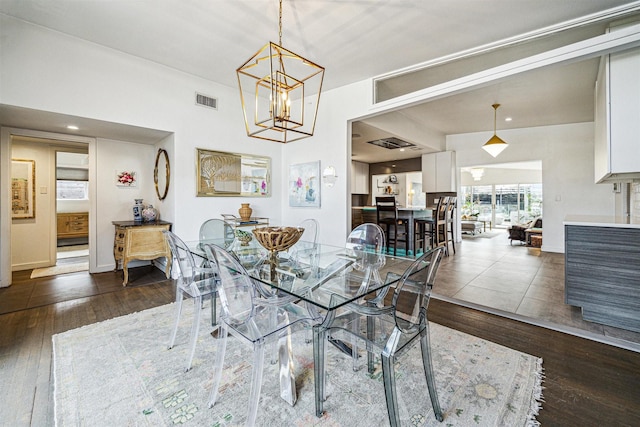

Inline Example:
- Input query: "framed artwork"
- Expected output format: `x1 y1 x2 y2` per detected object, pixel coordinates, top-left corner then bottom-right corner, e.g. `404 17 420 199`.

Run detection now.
289 161 320 208
196 148 270 197
116 170 137 187
11 159 36 219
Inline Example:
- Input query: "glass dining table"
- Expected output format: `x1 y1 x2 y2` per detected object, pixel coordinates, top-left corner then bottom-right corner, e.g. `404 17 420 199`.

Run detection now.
187 235 416 417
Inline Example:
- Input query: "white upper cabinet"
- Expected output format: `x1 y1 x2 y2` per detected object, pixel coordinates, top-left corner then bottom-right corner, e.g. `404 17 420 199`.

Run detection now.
351 161 369 194
422 151 456 192
594 47 640 183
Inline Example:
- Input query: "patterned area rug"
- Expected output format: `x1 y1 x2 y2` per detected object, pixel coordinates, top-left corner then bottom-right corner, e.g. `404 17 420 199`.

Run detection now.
53 303 543 426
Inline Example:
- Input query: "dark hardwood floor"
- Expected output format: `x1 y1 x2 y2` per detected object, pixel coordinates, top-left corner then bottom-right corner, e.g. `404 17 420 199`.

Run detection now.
1 266 639 426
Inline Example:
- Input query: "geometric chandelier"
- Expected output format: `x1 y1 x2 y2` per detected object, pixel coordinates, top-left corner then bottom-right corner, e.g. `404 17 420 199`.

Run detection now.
482 103 509 157
236 0 325 143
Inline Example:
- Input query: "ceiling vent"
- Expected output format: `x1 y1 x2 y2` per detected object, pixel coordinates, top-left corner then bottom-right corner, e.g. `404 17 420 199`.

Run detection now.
366 137 415 149
195 92 218 110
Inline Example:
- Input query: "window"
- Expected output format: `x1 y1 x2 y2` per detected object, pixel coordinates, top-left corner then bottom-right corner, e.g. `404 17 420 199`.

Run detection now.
461 183 542 227
57 180 88 200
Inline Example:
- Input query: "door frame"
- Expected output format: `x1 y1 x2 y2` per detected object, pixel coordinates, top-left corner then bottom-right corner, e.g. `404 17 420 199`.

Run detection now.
1 127 95 287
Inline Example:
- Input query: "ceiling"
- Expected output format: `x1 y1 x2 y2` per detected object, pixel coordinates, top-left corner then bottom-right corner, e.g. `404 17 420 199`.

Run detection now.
2 0 640 159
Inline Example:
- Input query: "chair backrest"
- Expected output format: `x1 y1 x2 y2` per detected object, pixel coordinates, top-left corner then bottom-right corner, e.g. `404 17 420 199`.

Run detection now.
163 230 202 293
297 218 318 245
391 246 444 333
436 197 449 222
203 244 257 326
446 197 457 222
346 223 386 270
199 219 234 247
375 196 398 222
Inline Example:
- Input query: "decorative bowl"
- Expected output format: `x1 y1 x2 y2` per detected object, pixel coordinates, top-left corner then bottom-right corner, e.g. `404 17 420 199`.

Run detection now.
252 226 304 253
235 229 253 246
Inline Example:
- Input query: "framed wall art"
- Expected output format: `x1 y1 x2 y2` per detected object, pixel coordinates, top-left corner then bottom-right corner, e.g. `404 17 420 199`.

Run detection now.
116 170 137 187
289 161 320 208
11 159 36 219
196 148 271 197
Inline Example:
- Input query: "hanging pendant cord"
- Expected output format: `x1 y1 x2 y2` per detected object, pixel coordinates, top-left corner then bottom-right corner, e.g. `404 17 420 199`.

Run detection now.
278 0 283 46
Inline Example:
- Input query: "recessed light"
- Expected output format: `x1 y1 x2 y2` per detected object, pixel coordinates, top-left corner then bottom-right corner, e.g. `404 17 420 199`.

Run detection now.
505 117 512 122
399 148 405 152
67 125 79 130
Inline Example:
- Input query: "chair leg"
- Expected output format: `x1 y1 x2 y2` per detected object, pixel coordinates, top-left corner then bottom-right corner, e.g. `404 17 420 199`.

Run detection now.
419 327 443 422
313 324 327 417
168 289 184 350
246 343 266 426
208 323 229 408
185 296 203 371
381 354 401 427
210 291 217 327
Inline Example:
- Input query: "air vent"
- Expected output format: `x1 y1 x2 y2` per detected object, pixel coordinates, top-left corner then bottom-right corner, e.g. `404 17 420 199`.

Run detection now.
366 137 415 149
195 92 218 110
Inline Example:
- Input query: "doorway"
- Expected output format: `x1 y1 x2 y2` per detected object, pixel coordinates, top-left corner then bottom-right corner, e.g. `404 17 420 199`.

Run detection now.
460 161 543 228
55 151 89 271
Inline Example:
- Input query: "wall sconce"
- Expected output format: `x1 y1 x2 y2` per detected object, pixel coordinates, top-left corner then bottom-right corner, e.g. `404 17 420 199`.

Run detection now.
323 166 338 187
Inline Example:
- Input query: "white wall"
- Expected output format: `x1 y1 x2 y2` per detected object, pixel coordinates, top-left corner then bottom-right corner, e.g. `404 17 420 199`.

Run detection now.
448 123 615 252
10 141 56 270
0 16 286 280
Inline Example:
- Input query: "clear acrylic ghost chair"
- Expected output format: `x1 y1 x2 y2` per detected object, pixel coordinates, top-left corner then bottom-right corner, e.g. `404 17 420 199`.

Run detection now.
163 230 218 372
321 246 445 426
344 223 387 369
199 218 234 248
288 218 320 277
197 219 235 325
203 243 318 426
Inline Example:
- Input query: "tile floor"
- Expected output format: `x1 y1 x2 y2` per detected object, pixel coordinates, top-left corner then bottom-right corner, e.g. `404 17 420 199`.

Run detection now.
435 228 640 350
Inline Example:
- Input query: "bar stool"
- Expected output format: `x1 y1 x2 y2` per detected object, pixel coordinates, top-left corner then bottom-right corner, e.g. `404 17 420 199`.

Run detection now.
415 197 444 254
375 196 408 256
445 196 457 255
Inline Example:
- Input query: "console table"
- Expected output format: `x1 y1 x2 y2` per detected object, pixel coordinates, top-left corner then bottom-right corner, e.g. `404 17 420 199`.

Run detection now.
112 220 172 286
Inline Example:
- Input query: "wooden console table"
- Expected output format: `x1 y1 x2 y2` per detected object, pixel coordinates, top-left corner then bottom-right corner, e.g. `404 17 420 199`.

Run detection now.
112 220 172 286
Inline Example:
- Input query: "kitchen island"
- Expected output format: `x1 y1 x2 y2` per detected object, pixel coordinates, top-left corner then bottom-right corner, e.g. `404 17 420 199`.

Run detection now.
355 206 430 256
564 215 640 333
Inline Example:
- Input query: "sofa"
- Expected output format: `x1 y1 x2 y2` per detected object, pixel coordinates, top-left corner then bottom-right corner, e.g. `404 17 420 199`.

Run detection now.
507 217 542 245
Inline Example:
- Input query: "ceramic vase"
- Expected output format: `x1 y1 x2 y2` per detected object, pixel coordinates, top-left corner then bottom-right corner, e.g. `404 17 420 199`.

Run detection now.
142 204 158 222
133 199 143 221
238 203 252 221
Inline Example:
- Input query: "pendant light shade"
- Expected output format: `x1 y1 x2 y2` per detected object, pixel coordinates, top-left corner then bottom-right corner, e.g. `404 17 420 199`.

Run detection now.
237 0 324 143
482 104 508 157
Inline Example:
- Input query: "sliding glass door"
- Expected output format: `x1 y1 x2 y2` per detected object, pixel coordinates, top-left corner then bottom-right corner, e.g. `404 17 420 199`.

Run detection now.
461 183 542 227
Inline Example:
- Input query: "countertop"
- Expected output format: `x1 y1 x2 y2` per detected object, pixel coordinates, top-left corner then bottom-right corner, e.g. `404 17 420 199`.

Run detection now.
357 206 428 211
564 215 640 229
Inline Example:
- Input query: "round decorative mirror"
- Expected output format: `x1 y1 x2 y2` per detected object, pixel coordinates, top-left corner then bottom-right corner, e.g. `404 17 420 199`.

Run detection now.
154 148 170 200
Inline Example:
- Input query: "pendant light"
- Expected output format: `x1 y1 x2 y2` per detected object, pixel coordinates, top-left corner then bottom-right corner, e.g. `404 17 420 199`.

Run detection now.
482 103 509 157
236 0 325 143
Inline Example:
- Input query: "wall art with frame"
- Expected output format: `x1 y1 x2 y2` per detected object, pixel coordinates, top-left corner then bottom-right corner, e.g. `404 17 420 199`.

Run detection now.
289 161 320 208
11 159 35 219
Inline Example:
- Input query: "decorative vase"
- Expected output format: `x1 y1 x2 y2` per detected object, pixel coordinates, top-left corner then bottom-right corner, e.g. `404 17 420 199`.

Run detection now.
133 199 143 221
141 204 158 222
238 203 252 221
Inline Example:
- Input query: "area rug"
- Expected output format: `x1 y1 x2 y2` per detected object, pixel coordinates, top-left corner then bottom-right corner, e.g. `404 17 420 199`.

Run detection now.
53 303 543 426
30 262 88 278
461 230 503 240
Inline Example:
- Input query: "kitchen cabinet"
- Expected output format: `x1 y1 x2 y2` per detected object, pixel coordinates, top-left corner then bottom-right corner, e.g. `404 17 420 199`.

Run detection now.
351 161 369 194
594 47 640 183
422 151 456 192
564 216 640 333
57 212 88 239
112 220 172 286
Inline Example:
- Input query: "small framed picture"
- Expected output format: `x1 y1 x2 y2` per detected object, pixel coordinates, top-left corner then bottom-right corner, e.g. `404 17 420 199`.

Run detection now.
11 159 36 219
116 170 137 187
